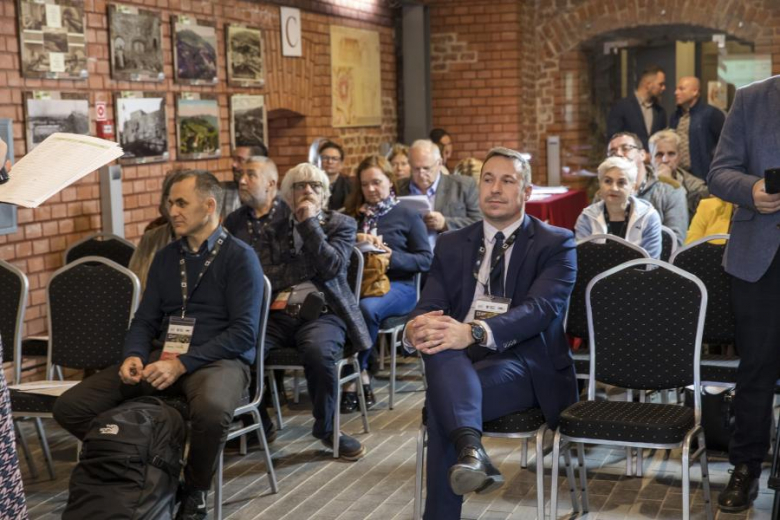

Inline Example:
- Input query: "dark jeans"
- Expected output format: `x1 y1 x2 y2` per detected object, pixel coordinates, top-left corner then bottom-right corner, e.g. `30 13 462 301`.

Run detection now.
265 312 346 438
52 351 249 490
357 280 418 370
729 250 780 477
422 347 539 520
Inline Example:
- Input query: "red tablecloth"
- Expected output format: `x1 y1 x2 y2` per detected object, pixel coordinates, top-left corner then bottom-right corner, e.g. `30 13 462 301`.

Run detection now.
526 189 589 230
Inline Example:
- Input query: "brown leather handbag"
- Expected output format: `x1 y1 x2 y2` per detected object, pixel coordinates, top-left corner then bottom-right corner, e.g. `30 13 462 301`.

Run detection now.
361 252 391 298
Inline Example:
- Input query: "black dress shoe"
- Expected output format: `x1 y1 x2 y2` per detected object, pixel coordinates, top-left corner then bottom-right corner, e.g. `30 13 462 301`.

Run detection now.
340 391 358 414
362 384 376 408
718 463 759 513
447 445 504 496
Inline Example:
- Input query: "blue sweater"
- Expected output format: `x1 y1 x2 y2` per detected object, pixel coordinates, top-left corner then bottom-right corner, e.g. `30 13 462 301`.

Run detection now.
123 226 264 372
359 203 433 281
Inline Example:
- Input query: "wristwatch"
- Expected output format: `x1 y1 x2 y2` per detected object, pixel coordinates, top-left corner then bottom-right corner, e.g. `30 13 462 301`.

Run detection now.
469 322 486 345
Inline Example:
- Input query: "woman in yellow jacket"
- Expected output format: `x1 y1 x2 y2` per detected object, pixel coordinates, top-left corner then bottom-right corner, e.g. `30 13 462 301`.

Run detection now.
685 196 734 245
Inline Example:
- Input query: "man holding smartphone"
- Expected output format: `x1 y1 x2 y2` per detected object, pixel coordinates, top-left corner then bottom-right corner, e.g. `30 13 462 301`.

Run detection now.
708 76 780 513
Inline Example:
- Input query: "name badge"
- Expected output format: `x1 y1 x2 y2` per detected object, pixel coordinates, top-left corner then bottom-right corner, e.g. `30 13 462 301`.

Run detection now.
474 295 511 320
161 316 196 360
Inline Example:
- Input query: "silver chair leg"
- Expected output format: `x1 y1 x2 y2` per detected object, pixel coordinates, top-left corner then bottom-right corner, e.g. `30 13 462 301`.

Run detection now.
521 438 528 469
682 433 692 520
550 431 562 520
389 329 398 410
535 428 546 520
353 357 370 434
56 365 64 381
239 433 247 456
576 442 589 513
334 362 343 459
268 371 285 430
637 446 644 477
379 333 387 371
214 451 224 520
253 409 278 493
698 431 714 520
413 423 427 520
14 421 38 479
563 445 580 513
419 355 427 390
34 417 55 480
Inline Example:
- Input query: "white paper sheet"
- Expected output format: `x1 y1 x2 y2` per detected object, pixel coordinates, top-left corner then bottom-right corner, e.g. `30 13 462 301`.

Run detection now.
397 195 432 215
9 380 79 397
532 186 569 195
0 133 124 208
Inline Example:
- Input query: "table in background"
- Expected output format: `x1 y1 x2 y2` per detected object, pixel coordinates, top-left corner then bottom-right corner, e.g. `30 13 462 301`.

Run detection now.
526 189 589 230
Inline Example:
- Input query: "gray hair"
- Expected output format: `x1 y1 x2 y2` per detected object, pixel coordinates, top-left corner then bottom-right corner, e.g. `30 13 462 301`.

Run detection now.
483 147 532 187
409 139 441 161
597 156 638 186
279 163 331 208
246 155 278 183
648 129 681 155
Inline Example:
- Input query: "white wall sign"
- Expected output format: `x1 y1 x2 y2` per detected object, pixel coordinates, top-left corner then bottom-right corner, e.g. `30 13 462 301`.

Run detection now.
280 7 302 57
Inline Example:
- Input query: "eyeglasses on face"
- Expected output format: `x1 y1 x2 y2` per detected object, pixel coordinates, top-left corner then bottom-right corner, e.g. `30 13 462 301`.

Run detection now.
320 155 341 163
293 181 324 192
607 144 640 157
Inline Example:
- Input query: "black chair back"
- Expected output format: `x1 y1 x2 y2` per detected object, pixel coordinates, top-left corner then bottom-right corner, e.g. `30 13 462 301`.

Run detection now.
0 259 29 383
587 259 706 392
65 233 136 268
660 226 677 262
347 246 364 302
671 235 734 344
47 256 140 372
567 235 649 339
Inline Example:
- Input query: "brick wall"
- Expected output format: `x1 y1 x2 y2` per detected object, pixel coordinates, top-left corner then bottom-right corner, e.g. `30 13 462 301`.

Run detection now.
426 0 780 183
0 0 397 379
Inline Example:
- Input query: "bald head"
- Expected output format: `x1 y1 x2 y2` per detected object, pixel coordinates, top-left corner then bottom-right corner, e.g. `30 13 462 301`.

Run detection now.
675 76 701 109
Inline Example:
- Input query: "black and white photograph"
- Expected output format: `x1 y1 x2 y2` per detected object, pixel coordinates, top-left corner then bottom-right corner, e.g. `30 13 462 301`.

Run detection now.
116 93 169 164
230 94 267 150
176 94 221 160
24 92 89 151
18 0 87 79
173 16 218 85
109 4 164 82
226 25 264 87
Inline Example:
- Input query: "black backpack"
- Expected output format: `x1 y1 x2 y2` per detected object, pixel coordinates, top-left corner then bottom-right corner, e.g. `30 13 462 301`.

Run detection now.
62 396 186 520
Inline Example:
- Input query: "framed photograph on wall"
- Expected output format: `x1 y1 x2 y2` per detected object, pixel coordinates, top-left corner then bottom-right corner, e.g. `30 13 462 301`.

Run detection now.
24 91 90 151
172 16 218 85
176 93 220 160
0 119 18 236
230 94 267 151
226 24 264 87
108 4 164 82
115 91 169 164
17 0 88 79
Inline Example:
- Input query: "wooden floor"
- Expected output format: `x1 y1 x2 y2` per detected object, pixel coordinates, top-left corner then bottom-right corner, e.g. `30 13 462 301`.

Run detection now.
17 358 777 519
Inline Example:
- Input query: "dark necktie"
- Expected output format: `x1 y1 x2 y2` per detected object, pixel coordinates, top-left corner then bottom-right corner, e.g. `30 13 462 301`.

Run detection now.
489 231 505 297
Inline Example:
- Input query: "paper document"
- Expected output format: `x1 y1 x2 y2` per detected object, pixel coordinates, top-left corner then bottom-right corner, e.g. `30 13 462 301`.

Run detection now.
0 133 124 208
9 380 79 397
532 186 569 195
356 240 386 254
397 195 432 215
528 193 553 201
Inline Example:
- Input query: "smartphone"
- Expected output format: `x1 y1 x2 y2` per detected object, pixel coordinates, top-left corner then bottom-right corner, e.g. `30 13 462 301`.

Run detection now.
765 168 780 195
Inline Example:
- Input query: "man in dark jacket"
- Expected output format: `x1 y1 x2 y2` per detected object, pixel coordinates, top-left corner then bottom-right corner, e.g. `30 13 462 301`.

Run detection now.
262 162 372 460
607 65 667 150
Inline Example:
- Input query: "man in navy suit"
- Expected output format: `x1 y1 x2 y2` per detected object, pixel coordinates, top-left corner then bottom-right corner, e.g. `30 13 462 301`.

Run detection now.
607 65 667 150
708 76 780 513
404 147 578 519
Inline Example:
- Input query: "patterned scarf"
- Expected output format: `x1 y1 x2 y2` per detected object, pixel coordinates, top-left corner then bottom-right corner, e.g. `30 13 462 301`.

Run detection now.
360 193 398 234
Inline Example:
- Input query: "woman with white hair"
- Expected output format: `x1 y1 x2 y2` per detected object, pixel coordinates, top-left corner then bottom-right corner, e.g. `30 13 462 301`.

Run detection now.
574 156 663 258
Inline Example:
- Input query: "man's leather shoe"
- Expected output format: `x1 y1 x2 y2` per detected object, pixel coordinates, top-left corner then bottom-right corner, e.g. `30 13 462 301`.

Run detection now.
718 463 759 513
447 445 504 496
340 392 358 414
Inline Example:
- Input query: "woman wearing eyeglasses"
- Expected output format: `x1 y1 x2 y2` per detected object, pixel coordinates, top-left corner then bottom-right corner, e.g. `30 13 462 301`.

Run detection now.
574 156 663 258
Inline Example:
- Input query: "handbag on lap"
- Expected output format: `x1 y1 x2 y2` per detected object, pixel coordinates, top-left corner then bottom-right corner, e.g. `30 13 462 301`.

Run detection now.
361 252 391 298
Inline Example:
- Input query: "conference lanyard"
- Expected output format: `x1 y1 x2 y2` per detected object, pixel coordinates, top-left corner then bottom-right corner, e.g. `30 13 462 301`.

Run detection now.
179 230 227 318
472 227 521 290
247 199 278 248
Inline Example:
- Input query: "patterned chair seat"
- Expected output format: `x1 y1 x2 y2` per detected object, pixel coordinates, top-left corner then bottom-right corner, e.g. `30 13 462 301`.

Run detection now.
421 406 546 434
379 314 408 331
9 390 58 415
700 354 739 384
559 400 695 444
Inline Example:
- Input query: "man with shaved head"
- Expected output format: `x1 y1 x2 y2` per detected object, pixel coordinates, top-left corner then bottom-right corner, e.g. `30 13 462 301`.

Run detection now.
670 76 726 180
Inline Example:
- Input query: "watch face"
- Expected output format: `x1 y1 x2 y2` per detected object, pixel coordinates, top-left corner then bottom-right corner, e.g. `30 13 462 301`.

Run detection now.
471 324 485 342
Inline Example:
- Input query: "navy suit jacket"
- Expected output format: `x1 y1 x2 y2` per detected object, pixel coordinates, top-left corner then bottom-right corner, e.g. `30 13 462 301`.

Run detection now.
607 95 666 150
708 76 780 282
409 215 579 427
670 101 725 180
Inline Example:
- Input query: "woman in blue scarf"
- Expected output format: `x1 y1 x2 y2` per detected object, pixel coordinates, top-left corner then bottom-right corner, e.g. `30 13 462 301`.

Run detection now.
343 155 433 412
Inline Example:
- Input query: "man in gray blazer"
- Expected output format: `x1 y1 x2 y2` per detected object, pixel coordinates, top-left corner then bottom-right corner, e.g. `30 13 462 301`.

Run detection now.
397 139 482 247
708 75 780 513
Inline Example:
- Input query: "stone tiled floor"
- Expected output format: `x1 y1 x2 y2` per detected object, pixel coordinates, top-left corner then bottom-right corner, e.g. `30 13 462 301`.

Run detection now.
17 358 778 519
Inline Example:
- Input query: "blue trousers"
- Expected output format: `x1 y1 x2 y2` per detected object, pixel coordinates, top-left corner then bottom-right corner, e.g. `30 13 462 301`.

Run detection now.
358 280 417 370
423 347 538 520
